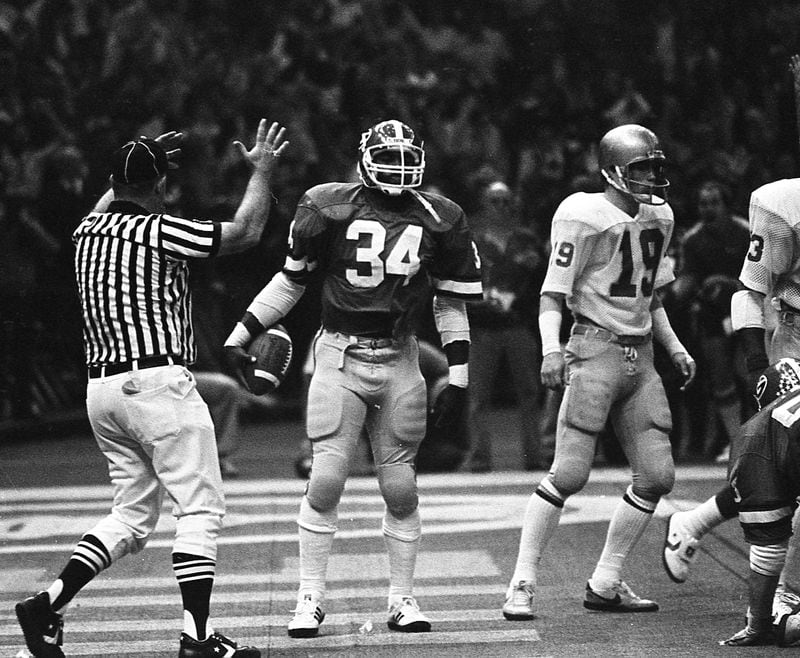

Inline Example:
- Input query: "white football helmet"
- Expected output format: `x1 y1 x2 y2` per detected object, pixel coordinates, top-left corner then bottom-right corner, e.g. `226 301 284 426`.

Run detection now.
358 120 425 196
599 124 669 205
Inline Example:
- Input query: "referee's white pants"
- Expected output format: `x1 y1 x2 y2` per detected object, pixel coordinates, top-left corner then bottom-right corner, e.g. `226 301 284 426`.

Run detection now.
85 365 225 561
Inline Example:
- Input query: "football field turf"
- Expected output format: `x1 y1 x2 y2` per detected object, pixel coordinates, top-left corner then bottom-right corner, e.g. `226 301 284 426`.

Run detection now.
0 418 784 656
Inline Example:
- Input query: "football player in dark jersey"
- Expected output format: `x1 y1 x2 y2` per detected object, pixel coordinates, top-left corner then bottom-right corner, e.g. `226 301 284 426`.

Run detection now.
720 358 800 646
225 119 482 638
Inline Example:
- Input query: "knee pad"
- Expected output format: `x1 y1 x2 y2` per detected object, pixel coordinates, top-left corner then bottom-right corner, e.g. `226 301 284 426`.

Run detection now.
174 513 222 560
383 508 421 542
549 427 595 496
377 463 418 519
305 454 349 513
297 495 338 534
631 432 675 499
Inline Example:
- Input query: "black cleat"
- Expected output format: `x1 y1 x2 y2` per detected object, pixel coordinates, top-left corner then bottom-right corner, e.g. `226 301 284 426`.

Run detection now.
15 591 65 658
178 631 261 657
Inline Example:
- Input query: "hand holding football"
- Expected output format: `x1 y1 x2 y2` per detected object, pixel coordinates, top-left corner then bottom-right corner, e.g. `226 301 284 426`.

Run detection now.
244 324 293 395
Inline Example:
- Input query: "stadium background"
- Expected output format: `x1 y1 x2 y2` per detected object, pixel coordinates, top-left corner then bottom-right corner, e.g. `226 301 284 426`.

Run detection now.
2 0 800 450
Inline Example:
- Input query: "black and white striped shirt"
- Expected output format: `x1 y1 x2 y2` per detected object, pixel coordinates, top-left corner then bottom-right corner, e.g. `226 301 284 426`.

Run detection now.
73 200 221 366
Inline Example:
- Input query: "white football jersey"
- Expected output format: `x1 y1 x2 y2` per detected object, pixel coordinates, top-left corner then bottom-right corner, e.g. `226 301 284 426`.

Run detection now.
541 191 675 336
740 178 800 311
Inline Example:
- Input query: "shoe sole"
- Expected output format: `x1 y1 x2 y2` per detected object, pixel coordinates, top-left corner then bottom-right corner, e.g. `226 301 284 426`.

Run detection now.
583 599 659 613
503 610 534 621
387 620 431 632
287 627 320 638
15 601 64 658
662 514 687 584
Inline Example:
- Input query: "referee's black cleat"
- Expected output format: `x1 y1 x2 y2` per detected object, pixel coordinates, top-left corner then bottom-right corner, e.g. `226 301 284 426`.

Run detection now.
15 591 65 658
178 631 261 657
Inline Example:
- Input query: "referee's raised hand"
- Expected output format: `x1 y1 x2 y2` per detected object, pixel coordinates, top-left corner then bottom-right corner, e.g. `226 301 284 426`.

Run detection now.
234 119 289 174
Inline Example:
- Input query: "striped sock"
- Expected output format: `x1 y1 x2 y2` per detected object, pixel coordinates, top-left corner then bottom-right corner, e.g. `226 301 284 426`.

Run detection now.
590 486 657 588
49 534 112 611
173 552 216 640
509 476 565 586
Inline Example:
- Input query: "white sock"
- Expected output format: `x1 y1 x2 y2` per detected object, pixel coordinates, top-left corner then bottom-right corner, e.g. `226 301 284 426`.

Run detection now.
510 477 565 588
46 581 64 610
590 486 656 589
298 525 334 599
680 496 725 539
384 509 421 605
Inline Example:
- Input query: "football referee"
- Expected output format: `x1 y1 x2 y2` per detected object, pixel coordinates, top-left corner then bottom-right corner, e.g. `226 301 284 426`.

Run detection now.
14 120 287 658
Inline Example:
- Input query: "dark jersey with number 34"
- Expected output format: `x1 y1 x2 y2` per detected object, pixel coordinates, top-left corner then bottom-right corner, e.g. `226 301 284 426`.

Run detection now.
731 388 800 547
283 182 483 338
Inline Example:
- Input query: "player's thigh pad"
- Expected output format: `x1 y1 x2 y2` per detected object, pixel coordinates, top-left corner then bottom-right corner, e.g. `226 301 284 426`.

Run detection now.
369 379 427 465
562 363 614 435
377 463 419 519
613 367 674 498
306 350 347 440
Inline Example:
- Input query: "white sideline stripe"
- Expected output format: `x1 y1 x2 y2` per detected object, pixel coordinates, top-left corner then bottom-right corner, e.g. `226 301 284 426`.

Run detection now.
0 497 702 554
0 608 510 635
2 551 496 592
0 465 727 502
2 629 542 655
1 491 530 513
0 582 505 610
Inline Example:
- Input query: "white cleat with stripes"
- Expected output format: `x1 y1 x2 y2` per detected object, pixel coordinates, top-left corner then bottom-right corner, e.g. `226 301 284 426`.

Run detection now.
387 597 431 633
287 593 325 638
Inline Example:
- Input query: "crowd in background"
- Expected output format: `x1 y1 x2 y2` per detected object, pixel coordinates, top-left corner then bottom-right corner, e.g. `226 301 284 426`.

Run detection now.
2 0 800 462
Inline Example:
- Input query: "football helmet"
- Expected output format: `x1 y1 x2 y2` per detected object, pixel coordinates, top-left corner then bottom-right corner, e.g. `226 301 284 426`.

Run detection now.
755 358 800 411
358 120 425 196
599 124 669 205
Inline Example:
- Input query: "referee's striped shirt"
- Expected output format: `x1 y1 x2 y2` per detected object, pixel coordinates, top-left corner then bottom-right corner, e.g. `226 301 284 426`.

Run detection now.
73 200 221 366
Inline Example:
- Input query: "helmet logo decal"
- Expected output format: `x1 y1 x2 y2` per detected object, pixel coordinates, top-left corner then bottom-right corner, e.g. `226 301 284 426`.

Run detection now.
358 119 425 196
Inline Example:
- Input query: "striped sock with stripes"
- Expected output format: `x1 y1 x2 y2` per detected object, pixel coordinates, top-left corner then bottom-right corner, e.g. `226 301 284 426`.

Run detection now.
49 533 112 612
173 552 216 640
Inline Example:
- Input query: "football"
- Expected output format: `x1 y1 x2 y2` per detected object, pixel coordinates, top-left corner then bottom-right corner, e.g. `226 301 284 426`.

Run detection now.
244 324 293 395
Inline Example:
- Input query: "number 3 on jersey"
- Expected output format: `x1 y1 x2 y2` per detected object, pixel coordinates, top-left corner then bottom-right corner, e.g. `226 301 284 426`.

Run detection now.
346 219 423 287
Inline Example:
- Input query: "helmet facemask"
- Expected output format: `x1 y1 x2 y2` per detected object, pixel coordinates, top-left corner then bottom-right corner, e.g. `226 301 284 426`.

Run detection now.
358 120 425 196
602 152 669 206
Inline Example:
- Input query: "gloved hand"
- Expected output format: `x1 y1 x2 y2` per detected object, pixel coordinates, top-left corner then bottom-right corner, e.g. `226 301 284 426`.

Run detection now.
430 384 467 430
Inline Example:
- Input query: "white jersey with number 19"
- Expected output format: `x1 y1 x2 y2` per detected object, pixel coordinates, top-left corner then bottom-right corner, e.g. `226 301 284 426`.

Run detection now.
541 191 675 336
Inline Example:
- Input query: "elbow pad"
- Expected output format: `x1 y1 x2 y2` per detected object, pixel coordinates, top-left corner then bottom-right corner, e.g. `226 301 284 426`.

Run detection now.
433 295 470 346
731 289 765 331
247 272 305 328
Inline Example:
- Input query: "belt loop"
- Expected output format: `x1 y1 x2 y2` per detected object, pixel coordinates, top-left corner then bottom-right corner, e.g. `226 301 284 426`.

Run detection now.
338 344 350 369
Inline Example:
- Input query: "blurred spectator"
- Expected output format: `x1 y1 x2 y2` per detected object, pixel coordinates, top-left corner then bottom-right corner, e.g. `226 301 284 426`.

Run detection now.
5 1 800 454
464 180 549 472
670 180 750 460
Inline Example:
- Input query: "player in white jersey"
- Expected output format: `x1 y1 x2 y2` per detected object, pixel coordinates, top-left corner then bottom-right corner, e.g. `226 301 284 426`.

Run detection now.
663 54 800 626
502 124 696 621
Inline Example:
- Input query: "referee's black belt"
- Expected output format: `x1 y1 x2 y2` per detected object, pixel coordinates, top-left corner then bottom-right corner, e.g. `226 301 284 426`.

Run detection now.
88 355 184 379
571 322 650 346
